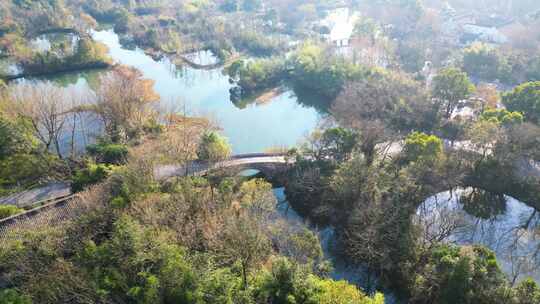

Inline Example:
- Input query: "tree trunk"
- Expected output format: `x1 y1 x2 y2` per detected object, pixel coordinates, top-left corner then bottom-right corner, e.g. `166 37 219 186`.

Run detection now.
242 261 248 290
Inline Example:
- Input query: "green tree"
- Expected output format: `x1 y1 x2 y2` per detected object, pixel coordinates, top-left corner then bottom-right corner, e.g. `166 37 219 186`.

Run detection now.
0 113 55 192
290 43 366 101
462 43 511 82
304 127 357 163
411 244 512 304
0 289 32 304
0 115 38 159
197 132 232 162
403 131 443 163
480 108 524 126
86 140 128 165
316 279 385 304
514 278 540 304
432 67 475 119
71 162 115 192
502 81 540 124
254 257 384 304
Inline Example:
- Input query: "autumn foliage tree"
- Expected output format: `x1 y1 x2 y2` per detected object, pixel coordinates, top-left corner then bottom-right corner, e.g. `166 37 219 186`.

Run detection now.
332 72 434 165
90 65 160 143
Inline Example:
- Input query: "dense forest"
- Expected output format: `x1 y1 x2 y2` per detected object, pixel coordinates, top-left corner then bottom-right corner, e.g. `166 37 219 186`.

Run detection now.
1 0 540 303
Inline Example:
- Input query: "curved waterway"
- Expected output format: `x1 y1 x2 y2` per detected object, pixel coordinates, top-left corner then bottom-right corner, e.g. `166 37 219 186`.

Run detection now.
31 29 320 154
21 27 539 302
272 186 400 304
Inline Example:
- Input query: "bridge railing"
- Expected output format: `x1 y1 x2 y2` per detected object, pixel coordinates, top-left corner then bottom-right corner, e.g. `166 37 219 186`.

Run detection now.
0 194 78 228
0 153 292 234
229 152 288 160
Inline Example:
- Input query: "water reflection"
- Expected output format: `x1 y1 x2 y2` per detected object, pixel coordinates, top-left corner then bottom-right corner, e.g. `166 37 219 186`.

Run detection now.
18 30 320 154
90 30 320 153
273 188 399 303
418 188 540 283
182 49 220 66
459 188 507 219
21 69 102 90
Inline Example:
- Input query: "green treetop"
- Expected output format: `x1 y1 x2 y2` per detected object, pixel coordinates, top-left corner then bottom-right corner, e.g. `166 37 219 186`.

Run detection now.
197 131 232 162
432 67 475 119
403 131 443 163
480 108 524 126
502 81 540 125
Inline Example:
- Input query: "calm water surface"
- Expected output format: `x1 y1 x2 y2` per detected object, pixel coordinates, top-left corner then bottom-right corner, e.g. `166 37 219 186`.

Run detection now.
419 189 540 283
22 24 539 300
48 30 320 154
28 29 320 154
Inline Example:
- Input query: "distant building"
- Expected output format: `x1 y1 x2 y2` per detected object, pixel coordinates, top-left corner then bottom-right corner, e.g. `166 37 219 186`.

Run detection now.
316 8 358 48
440 4 510 46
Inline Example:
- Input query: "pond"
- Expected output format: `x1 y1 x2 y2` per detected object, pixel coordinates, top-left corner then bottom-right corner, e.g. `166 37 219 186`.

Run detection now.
26 29 321 154
418 188 540 283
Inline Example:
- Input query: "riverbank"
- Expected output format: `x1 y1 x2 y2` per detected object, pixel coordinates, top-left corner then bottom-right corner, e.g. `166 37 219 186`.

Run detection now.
254 86 286 105
177 52 241 70
1 61 112 82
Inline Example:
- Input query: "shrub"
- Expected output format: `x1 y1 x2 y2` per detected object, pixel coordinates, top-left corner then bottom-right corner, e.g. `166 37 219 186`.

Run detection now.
197 132 232 162
71 163 115 192
0 205 24 220
0 289 31 304
86 141 128 164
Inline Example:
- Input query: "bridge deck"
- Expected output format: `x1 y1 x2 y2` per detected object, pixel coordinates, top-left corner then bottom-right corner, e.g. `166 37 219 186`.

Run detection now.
0 153 291 235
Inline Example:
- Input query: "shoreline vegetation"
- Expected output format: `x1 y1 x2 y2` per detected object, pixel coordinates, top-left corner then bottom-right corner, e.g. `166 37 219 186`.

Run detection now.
1 61 112 82
253 86 286 105
1 26 113 82
2 0 540 303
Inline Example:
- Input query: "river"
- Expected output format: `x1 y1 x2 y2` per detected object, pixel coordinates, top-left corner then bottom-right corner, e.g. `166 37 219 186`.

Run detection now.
23 29 399 297
16 23 539 303
26 29 320 154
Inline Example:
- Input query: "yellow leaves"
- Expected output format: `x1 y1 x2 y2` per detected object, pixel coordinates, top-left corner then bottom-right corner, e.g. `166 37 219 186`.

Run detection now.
0 33 32 59
79 12 97 29
238 179 276 212
315 278 385 304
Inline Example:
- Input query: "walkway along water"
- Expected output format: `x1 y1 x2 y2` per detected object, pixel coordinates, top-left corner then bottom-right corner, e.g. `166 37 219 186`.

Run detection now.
0 153 293 239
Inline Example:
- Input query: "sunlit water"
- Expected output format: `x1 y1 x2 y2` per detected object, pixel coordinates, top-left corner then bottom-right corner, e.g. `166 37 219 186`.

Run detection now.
16 20 538 300
23 29 320 154
94 30 320 153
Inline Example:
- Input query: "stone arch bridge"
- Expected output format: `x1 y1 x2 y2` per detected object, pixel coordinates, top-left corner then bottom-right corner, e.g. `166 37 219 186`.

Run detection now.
0 153 293 237
155 153 292 181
